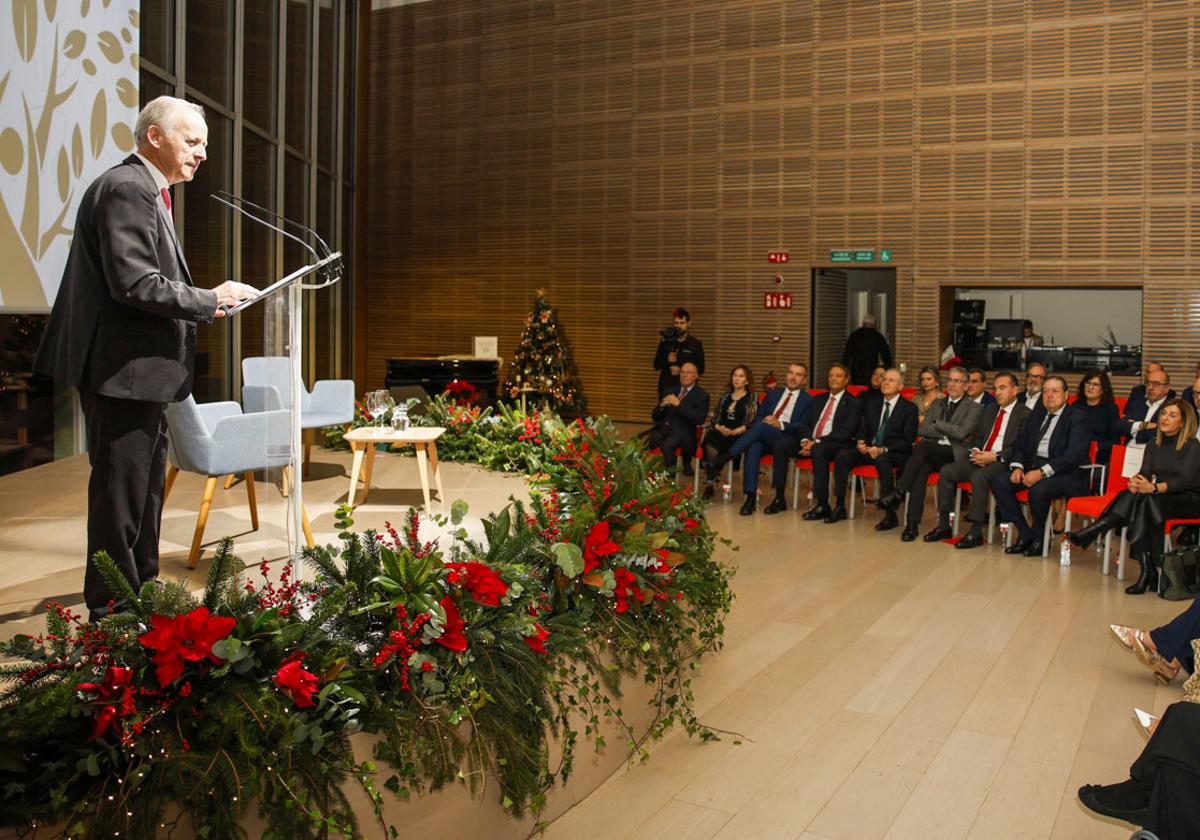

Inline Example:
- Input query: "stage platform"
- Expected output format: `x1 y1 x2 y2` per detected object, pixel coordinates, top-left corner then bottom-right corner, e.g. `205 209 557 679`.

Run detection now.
0 445 1187 839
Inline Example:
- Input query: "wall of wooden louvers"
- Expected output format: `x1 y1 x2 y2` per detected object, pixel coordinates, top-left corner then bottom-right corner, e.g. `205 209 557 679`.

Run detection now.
363 0 1200 420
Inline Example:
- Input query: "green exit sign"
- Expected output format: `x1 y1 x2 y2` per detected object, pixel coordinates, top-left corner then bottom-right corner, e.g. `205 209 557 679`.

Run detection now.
830 250 852 262
853 250 875 262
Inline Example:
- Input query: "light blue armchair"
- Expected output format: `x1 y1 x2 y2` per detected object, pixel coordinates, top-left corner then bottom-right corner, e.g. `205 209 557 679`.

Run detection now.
165 396 315 569
241 357 355 474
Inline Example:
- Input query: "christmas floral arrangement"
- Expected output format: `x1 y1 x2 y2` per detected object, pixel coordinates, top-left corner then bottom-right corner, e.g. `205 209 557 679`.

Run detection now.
0 418 733 838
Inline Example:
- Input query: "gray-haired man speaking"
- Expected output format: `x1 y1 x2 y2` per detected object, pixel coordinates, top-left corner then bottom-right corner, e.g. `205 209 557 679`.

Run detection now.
36 96 258 620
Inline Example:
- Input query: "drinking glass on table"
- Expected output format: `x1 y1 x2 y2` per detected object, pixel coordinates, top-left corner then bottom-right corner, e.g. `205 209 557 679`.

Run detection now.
367 391 388 434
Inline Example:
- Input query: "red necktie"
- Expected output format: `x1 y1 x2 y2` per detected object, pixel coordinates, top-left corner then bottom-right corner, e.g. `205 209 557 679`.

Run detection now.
774 391 792 419
161 187 173 222
815 394 836 438
983 407 1005 451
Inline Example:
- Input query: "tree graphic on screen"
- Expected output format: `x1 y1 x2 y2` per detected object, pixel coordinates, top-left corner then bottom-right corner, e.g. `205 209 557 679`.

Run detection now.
502 290 585 413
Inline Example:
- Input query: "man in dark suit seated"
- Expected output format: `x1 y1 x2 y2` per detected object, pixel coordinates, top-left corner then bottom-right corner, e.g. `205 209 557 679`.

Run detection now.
966 368 996 406
647 362 709 475
1121 367 1172 445
34 96 258 621
935 372 1031 549
1126 361 1174 408
831 368 918 529
708 363 812 516
990 375 1091 557
765 363 862 518
877 366 981 541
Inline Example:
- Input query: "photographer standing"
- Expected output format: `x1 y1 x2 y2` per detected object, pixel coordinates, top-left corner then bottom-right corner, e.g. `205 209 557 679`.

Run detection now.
654 308 705 397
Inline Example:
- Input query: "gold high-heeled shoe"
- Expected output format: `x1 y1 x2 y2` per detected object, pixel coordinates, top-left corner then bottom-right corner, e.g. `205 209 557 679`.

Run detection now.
1109 624 1140 651
1132 633 1180 685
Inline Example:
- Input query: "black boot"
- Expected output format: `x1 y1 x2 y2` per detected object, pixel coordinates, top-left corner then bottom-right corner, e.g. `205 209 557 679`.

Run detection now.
1125 556 1159 595
1067 514 1119 549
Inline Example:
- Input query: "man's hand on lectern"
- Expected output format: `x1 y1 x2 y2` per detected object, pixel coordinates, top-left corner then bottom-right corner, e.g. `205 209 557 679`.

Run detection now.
212 281 260 316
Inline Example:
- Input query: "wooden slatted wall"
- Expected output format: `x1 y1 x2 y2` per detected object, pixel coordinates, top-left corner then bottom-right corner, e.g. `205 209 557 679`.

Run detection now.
362 0 1200 420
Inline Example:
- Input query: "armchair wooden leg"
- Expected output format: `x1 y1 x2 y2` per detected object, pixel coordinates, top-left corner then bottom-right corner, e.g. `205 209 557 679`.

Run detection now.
301 504 315 548
188 476 219 569
245 471 259 530
164 465 179 504
280 465 290 498
223 474 238 490
303 428 315 478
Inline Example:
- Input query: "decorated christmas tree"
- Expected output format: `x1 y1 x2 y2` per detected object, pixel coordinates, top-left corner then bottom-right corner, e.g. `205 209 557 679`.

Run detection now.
503 290 586 413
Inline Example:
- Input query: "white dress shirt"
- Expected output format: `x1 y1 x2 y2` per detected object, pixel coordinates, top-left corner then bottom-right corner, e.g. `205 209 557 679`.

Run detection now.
1012 410 1063 476
1130 396 1167 437
984 404 1013 454
1024 391 1042 410
775 389 802 425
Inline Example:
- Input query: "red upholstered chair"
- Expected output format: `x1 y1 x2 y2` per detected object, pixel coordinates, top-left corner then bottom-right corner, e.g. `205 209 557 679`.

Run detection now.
900 387 917 400
847 385 867 396
1064 444 1128 577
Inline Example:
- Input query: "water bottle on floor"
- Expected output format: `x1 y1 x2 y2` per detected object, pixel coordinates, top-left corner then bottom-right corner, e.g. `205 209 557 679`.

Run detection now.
1059 537 1071 567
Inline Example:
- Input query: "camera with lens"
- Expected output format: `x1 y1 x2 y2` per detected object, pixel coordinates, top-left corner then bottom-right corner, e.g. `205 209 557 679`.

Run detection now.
659 325 681 341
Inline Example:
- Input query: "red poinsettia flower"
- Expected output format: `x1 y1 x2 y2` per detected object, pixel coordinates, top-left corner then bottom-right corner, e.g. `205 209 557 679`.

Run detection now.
613 568 647 614
77 665 137 741
433 596 468 652
683 518 700 531
652 548 671 576
445 561 509 607
582 521 621 574
444 379 477 394
523 623 551 655
273 652 320 709
138 606 237 688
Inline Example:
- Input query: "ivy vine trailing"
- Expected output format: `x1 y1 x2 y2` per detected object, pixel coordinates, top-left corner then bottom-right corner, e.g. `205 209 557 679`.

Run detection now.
0 413 734 838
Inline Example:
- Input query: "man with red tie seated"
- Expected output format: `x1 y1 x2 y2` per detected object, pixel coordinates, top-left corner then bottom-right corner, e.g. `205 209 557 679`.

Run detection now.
646 362 710 475
707 362 812 516
990 375 1092 557
934 372 1031 549
766 364 863 518
831 368 918 529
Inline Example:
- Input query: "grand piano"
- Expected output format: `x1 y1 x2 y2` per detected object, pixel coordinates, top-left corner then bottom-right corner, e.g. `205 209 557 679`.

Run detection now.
386 356 502 406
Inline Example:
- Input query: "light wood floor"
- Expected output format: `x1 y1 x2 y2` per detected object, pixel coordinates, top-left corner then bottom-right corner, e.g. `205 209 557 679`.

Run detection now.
0 449 1185 840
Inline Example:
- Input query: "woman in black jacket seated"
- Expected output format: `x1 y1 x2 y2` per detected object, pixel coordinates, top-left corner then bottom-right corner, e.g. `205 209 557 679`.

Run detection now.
1067 398 1200 594
1075 371 1121 489
700 365 756 500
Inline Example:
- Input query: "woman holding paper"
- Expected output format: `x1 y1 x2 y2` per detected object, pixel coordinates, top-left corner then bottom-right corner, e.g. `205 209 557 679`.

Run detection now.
1066 399 1200 594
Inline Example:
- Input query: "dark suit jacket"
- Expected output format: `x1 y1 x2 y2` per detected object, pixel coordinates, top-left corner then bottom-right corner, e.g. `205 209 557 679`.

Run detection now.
652 384 710 439
35 155 217 402
1010 404 1091 477
972 392 997 407
754 388 813 436
799 390 863 447
857 395 918 457
969 401 1031 466
1121 396 1170 444
1127 383 1176 407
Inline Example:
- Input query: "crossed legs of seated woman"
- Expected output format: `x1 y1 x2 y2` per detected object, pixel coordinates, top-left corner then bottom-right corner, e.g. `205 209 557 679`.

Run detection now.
1110 595 1200 684
1067 400 1200 595
1079 671 1200 838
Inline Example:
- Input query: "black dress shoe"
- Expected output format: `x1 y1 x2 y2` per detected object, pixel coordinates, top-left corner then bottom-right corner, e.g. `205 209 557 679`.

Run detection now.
824 506 848 524
875 511 900 531
923 526 953 543
876 491 901 511
900 523 919 541
1022 541 1044 557
802 504 830 521
1077 782 1149 825
955 532 985 550
764 496 788 515
739 497 756 516
702 484 715 500
1005 539 1034 555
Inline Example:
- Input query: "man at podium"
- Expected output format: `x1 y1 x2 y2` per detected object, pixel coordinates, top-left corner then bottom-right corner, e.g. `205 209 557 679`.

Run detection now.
35 96 258 621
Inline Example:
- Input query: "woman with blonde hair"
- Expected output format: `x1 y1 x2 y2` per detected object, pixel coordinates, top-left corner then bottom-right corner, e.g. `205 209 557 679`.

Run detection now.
1068 399 1200 594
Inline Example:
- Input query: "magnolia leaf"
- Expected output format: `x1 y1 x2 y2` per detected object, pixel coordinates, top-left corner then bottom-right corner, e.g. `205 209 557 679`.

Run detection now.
55 146 68 202
88 90 106 157
625 521 646 539
551 542 584 577
581 571 605 588
649 531 670 549
13 0 38 63
666 550 687 566
450 498 468 525
63 29 85 59
96 30 123 63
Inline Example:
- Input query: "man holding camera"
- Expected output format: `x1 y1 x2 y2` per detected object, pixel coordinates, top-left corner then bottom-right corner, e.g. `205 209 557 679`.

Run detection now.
654 308 705 397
